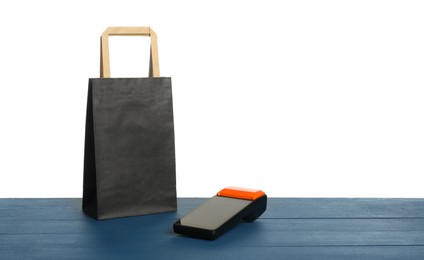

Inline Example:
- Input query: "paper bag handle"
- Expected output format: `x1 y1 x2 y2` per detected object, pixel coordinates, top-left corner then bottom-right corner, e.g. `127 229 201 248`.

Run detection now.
100 27 160 78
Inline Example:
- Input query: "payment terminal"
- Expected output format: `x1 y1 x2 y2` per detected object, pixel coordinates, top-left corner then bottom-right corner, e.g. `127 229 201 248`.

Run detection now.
173 187 267 240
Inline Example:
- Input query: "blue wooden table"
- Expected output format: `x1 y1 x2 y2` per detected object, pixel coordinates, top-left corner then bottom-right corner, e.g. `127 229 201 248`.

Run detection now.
1 198 424 259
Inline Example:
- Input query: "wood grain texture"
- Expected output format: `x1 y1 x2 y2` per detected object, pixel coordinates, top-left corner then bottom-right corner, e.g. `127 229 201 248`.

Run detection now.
1 198 424 259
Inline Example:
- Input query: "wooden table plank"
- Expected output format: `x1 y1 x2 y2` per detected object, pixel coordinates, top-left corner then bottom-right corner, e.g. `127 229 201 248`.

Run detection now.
2 218 424 235
265 198 424 218
0 198 423 259
1 228 424 248
2 246 424 260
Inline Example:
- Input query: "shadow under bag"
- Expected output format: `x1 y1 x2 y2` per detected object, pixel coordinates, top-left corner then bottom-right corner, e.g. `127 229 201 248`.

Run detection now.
82 27 177 220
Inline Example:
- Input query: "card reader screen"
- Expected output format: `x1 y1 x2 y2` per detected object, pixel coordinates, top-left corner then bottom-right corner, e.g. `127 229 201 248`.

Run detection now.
179 196 251 230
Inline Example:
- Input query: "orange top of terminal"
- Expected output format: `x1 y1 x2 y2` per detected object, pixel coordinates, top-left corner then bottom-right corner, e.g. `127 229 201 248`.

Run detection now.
217 187 266 201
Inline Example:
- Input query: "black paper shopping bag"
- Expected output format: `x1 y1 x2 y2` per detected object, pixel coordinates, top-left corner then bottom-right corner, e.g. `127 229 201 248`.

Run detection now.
82 27 177 220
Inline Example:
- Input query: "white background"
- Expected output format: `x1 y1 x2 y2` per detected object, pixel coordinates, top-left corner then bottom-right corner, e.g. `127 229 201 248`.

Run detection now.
0 0 423 198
